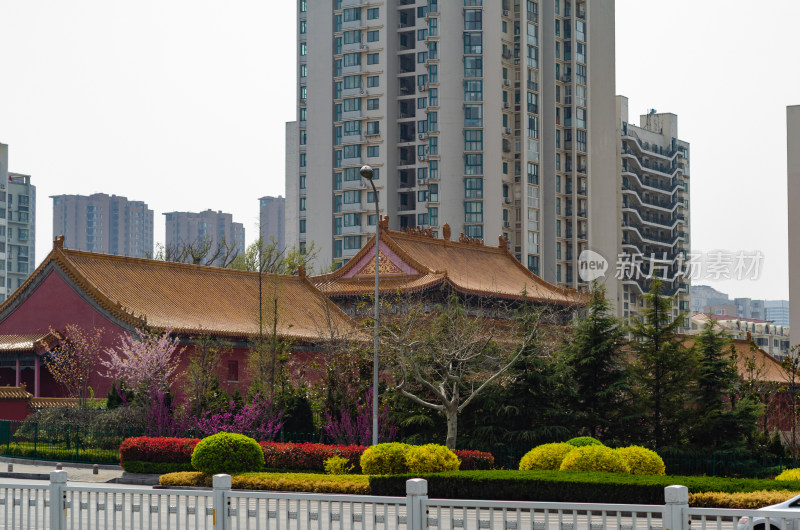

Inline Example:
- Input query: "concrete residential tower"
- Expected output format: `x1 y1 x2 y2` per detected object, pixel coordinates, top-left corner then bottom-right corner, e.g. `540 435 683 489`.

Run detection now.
616 97 690 326
259 196 286 250
287 0 618 289
788 105 800 347
164 210 245 266
0 144 36 301
51 193 153 258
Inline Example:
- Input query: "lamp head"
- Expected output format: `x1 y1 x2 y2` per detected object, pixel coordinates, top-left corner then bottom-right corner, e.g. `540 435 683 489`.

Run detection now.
360 165 374 180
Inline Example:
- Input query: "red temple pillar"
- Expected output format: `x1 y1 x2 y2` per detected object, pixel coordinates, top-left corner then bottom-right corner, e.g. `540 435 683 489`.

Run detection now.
15 359 20 387
34 358 40 397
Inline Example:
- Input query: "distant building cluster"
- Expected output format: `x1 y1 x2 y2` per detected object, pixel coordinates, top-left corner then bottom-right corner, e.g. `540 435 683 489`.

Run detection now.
0 144 36 303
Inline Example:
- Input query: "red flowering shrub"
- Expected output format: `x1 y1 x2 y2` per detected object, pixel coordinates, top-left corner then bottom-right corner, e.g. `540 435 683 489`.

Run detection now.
260 442 367 473
455 450 495 470
119 437 199 466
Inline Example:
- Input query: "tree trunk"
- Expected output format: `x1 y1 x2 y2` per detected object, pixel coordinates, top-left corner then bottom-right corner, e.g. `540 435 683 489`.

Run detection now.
445 408 458 450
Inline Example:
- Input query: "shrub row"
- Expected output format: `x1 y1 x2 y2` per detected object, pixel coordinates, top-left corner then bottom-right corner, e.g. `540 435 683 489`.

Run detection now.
159 471 370 494
120 461 195 474
368 470 800 504
688 490 800 509
120 436 496 474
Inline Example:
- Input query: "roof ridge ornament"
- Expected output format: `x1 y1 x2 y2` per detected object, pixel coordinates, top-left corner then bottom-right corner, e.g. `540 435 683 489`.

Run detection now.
378 216 390 231
53 235 65 250
403 226 435 238
498 235 508 251
442 223 451 241
298 265 306 279
458 233 484 246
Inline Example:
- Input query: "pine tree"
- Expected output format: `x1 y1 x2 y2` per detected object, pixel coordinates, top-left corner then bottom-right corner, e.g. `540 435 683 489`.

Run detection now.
629 279 695 449
561 282 631 441
688 319 761 449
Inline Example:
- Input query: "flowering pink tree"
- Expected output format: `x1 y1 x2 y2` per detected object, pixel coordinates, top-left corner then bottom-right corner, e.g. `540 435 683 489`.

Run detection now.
102 329 183 395
43 325 105 408
194 393 283 441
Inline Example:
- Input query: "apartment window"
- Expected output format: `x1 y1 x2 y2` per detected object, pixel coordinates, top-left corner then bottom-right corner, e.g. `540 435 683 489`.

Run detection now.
343 120 361 135
464 154 483 175
334 240 342 258
528 185 540 208
343 30 361 44
465 9 482 30
576 42 586 63
417 213 429 225
343 75 361 89
343 7 360 21
343 236 361 250
300 64 307 78
429 207 439 226
428 64 438 83
417 97 427 109
299 197 306 211
367 30 379 42
428 17 438 36
577 130 587 152
366 121 380 134
367 98 379 110
429 136 438 155
527 254 539 274
576 64 587 85
299 129 307 145
300 42 307 56
343 53 360 67
367 145 379 157
417 51 428 63
464 201 483 223
335 125 342 145
576 108 586 129
464 177 483 198
343 213 361 226
343 98 361 112
464 129 483 151
464 56 482 77
343 167 360 181
527 91 538 113
299 153 306 167
300 20 306 34
464 80 482 102
527 115 539 139
300 86 307 99
300 175 306 189
343 190 361 203
417 29 428 40
464 104 483 126
343 144 361 158
527 22 538 46
429 160 439 179
367 75 379 87
429 184 439 202
367 7 379 19
367 191 376 203
367 53 379 65
300 0 307 12
299 219 306 233
428 41 438 60
367 214 377 225
463 32 482 54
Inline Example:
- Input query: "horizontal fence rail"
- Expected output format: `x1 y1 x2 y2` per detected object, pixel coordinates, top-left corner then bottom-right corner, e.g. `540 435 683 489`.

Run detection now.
4 473 800 530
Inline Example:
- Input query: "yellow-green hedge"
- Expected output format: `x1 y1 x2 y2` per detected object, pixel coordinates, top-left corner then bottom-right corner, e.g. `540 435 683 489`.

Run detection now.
689 490 800 509
559 446 630 474
776 469 800 482
519 443 575 471
614 446 665 476
159 471 370 494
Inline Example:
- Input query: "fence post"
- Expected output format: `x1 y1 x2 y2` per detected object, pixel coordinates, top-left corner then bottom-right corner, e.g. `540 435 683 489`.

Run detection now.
406 478 428 530
212 474 232 530
49 470 67 530
663 485 689 530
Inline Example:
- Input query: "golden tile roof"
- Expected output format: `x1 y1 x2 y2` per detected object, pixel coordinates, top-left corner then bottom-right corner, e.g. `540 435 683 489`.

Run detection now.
0 334 49 352
30 397 79 409
0 385 32 400
1 241 358 341
680 337 790 383
313 227 587 306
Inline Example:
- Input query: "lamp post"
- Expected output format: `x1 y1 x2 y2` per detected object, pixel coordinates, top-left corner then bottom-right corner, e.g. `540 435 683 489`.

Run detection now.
361 164 380 446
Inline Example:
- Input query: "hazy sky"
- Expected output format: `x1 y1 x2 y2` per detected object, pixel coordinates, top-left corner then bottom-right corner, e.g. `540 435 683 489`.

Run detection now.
0 1 796 300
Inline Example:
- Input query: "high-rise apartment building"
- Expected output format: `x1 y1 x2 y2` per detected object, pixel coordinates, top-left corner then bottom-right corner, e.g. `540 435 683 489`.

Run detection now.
617 97 690 325
789 105 800 347
0 144 36 301
259 196 286 249
288 0 618 287
51 193 153 258
766 300 790 327
164 210 245 266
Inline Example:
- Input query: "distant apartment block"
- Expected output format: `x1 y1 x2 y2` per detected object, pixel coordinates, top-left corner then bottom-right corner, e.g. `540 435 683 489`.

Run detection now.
164 210 245 266
690 313 791 361
51 193 153 258
0 143 36 301
735 297 766 321
766 300 790 327
259 196 285 249
617 97 690 327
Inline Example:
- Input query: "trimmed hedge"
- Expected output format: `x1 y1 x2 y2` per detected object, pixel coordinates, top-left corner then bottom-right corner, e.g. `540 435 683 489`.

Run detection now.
120 461 195 474
368 470 800 504
192 433 264 475
454 450 494 471
260 442 367 473
159 471 370 494
689 490 800 509
119 437 199 472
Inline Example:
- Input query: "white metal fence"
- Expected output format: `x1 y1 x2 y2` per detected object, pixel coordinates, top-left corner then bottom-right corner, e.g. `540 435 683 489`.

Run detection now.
1 471 800 530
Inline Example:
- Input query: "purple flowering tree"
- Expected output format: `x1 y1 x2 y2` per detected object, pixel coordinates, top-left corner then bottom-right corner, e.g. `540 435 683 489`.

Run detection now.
194 393 283 441
322 388 397 445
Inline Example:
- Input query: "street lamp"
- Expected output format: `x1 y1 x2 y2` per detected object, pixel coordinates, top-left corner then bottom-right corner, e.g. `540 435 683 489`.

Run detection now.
361 164 380 446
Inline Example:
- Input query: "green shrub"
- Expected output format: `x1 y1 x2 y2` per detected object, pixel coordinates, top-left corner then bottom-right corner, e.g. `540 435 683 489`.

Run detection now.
566 436 604 447
519 443 575 470
560 446 630 474
406 444 460 474
159 471 371 494
615 446 665 476
191 432 265 475
776 468 800 481
360 443 411 475
324 456 354 475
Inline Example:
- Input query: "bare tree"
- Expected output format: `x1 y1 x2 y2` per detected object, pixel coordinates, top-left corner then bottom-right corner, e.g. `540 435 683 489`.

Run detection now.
149 236 241 267
42 325 105 408
380 292 548 449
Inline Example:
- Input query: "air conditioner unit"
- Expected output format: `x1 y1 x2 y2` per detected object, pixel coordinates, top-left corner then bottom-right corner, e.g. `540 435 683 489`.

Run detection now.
503 102 510 109
418 83 427 91
360 44 367 49
504 221 511 228
503 9 511 16
418 155 426 161
360 89 366 94
504 197 512 204
418 133 425 140
503 79 511 86
504 127 512 135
